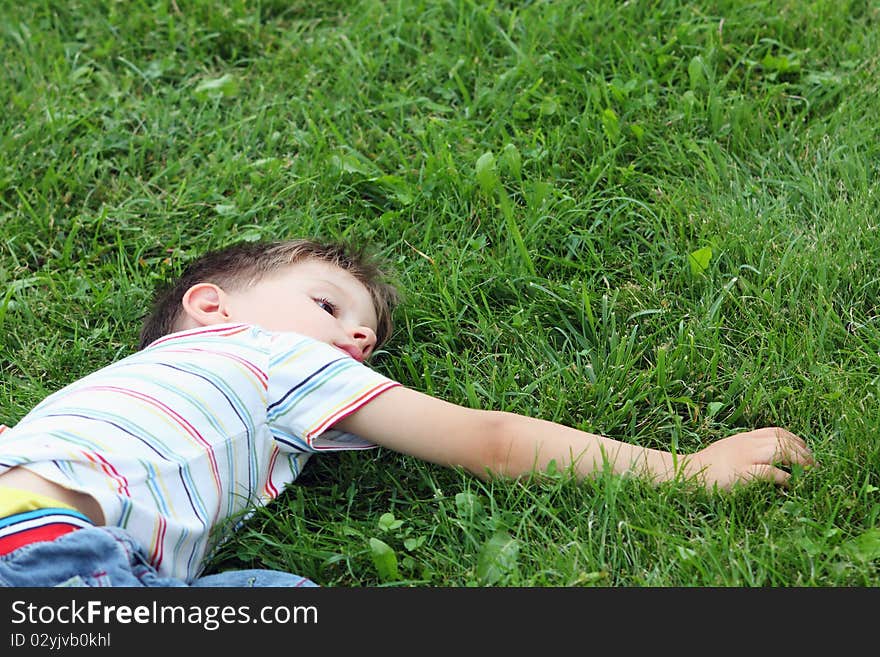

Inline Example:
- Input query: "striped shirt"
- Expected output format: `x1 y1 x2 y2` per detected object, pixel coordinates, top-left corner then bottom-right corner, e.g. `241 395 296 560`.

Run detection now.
0 324 400 581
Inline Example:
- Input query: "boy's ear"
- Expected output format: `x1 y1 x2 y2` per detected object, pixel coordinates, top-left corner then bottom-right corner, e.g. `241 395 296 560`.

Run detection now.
180 283 231 327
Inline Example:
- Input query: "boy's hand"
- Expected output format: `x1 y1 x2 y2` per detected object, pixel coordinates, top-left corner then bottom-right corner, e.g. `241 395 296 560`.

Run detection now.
683 427 816 491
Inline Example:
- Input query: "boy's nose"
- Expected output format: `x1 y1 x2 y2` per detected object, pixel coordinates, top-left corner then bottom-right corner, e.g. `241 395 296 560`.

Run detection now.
349 325 377 359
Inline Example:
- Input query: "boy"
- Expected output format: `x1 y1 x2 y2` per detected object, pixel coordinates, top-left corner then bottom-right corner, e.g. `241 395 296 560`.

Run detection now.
0 239 815 587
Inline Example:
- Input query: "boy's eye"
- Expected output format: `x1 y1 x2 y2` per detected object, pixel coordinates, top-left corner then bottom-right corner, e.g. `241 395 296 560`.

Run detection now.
314 298 336 315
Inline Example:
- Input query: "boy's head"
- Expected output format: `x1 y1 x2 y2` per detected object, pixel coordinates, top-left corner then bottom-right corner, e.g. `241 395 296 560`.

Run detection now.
138 240 400 360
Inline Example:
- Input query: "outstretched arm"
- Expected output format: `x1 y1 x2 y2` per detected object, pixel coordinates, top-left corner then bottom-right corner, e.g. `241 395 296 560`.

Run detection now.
334 386 815 491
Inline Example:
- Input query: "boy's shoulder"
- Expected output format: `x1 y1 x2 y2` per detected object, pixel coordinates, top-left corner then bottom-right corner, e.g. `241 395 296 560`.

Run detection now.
140 324 379 373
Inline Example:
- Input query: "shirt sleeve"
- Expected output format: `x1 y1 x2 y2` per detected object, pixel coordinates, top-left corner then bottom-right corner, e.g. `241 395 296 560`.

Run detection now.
265 333 400 452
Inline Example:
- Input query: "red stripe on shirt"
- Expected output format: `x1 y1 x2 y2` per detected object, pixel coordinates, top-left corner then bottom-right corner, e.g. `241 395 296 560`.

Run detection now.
149 514 167 570
308 382 401 444
81 449 130 497
147 324 251 349
263 446 280 498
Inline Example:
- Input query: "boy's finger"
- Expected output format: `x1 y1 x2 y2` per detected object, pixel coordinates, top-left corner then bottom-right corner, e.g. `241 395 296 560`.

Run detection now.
778 440 816 466
747 464 791 487
771 428 815 465
771 426 809 450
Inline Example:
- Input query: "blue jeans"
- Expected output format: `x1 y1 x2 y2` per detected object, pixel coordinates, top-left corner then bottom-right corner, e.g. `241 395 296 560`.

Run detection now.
0 526 317 587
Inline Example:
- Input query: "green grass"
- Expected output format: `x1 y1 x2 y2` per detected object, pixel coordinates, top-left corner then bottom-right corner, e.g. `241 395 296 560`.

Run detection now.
1 0 879 586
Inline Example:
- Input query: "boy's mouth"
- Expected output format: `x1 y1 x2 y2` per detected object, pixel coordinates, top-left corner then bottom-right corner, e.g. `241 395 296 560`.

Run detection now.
334 343 364 362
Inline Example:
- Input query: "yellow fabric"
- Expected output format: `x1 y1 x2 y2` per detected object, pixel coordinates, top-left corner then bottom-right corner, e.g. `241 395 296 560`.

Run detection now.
0 486 76 517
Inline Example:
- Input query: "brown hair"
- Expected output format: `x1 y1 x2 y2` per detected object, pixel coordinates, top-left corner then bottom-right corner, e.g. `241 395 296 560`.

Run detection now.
138 239 400 350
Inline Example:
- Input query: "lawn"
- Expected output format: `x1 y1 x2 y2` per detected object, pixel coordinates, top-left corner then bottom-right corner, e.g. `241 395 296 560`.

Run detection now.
1 0 878 586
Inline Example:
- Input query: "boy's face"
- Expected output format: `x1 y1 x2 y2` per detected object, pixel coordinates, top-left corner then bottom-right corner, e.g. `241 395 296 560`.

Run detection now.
218 259 379 362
